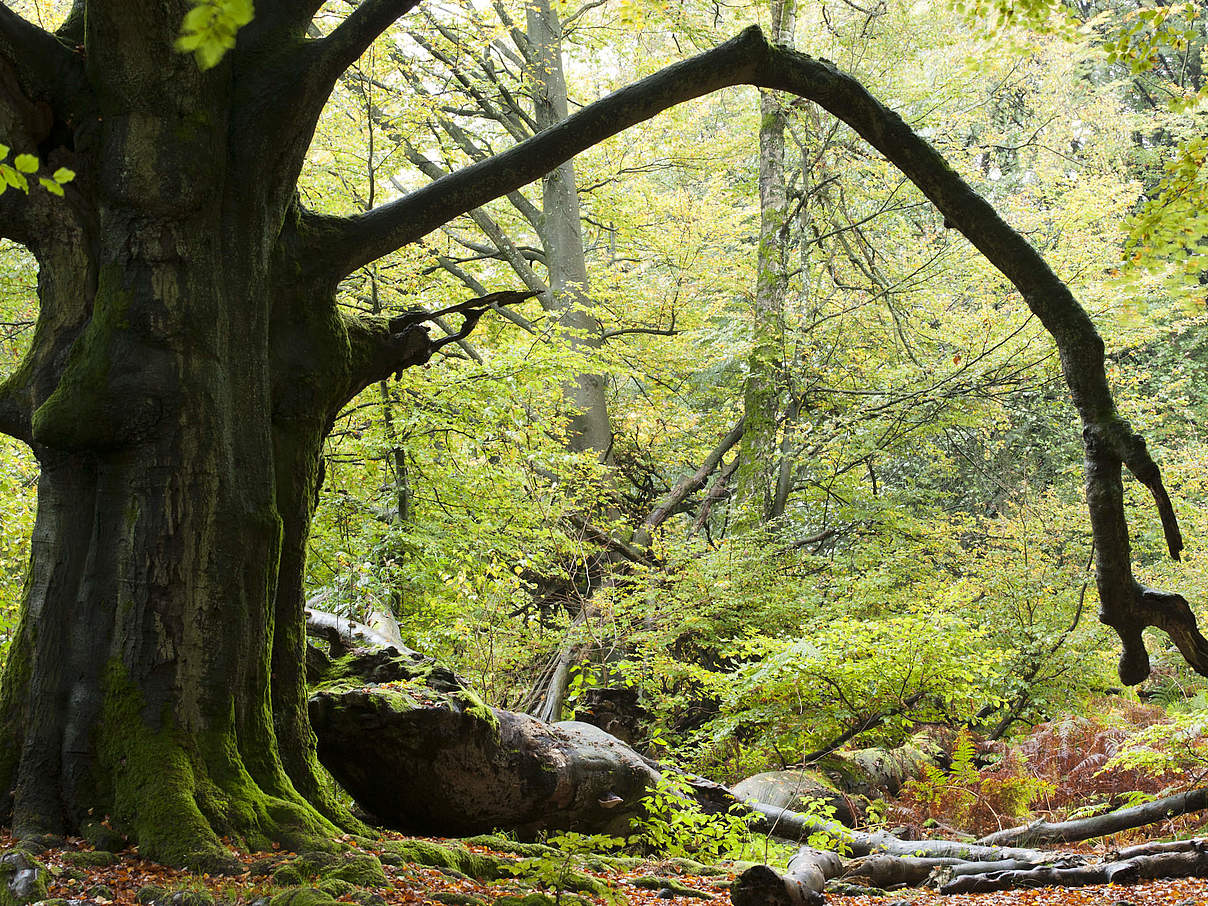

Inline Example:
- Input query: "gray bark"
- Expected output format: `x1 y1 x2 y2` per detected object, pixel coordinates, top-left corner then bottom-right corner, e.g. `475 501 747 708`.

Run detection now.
731 846 842 906
737 0 796 522
308 648 658 837
978 786 1208 847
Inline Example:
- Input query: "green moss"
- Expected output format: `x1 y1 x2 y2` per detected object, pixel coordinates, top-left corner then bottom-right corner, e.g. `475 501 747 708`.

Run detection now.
268 887 339 906
0 849 49 906
61 850 117 867
30 263 135 450
95 659 339 867
317 879 355 898
454 688 499 733
135 885 169 904
380 840 504 882
94 661 225 866
272 866 305 887
81 820 127 852
324 853 387 887
494 895 586 906
430 894 487 906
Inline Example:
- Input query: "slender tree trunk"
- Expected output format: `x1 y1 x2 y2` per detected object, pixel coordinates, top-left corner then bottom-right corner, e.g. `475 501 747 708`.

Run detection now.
525 0 614 462
737 0 796 522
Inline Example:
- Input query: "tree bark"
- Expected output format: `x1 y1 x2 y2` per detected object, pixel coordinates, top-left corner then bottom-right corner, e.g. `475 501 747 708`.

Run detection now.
977 786 1208 847
737 0 796 523
730 846 842 906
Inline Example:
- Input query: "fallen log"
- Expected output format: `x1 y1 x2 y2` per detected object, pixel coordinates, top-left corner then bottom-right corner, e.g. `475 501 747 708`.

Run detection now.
743 800 1049 861
941 844 1208 894
840 854 963 887
305 605 423 657
978 786 1208 846
730 847 843 906
308 646 659 837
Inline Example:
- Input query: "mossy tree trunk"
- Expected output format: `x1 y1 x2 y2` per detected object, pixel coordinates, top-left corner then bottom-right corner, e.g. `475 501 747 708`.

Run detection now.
0 5 1199 865
0 1 438 865
737 0 796 524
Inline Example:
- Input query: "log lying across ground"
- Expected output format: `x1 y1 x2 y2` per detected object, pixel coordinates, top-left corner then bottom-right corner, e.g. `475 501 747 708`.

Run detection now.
978 785 1208 846
308 646 659 837
733 804 1208 904
730 847 843 906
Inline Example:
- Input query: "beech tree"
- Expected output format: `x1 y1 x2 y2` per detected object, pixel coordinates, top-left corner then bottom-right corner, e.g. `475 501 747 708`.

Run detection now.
0 0 1202 866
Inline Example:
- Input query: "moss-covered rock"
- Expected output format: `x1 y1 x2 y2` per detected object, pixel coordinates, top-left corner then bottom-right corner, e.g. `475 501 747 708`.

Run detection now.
324 852 387 887
60 868 88 882
492 895 558 906
1 856 45 906
493 894 589 906
429 893 487 906
658 856 728 877
168 888 216 906
348 892 386 906
136 884 170 904
81 820 127 853
290 852 339 875
14 835 64 856
271 865 305 887
0 849 49 906
380 840 503 882
317 879 355 898
247 858 279 877
60 850 118 867
87 884 117 899
267 887 339 906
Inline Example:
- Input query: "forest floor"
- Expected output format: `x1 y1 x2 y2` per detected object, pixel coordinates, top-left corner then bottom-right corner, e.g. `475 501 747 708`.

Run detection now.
4 827 1208 906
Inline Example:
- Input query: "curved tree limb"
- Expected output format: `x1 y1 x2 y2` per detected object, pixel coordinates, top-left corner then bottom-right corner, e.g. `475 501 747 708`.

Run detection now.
632 417 746 550
304 0 420 95
0 5 75 97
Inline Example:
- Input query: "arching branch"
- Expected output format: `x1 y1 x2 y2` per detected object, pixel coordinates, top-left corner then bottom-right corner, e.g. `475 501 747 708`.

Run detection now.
0 6 73 93
300 24 1195 682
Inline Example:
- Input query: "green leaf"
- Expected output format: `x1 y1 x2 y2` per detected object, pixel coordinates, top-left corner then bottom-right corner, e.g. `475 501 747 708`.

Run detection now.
182 4 218 32
0 143 9 161
13 154 38 174
52 168 75 185
195 40 226 70
1 166 28 193
39 177 65 196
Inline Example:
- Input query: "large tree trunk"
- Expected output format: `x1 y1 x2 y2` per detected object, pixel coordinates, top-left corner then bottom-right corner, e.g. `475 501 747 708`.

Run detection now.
0 4 432 864
0 226 336 866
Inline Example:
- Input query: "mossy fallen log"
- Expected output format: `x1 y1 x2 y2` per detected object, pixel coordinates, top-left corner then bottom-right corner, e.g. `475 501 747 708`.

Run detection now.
308 648 657 837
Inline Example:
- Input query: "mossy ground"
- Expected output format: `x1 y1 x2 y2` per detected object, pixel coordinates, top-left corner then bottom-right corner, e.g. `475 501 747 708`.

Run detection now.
0 829 735 906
